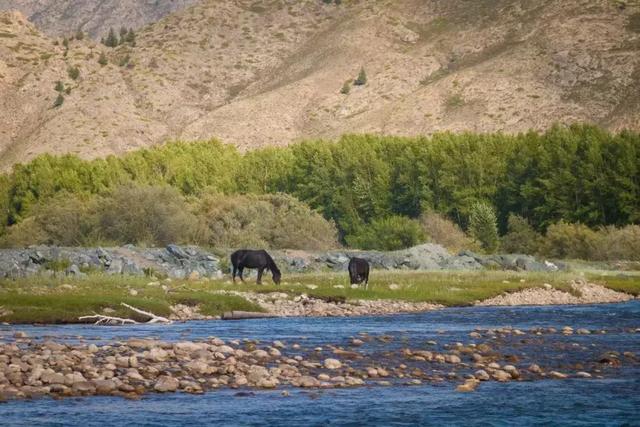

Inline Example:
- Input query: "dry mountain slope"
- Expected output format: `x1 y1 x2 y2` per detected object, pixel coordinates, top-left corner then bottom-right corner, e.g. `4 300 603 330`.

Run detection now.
0 0 199 39
0 0 639 170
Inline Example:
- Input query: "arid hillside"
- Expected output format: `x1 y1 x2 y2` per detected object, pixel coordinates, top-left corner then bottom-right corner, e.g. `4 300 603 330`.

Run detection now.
0 0 198 38
1 0 639 169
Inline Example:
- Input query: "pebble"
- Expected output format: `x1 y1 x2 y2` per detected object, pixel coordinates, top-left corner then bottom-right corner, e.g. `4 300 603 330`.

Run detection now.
323 359 342 370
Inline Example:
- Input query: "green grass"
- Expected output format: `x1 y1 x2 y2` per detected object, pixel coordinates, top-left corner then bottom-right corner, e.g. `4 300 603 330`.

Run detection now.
0 270 638 323
587 273 640 296
0 275 262 324
225 270 578 306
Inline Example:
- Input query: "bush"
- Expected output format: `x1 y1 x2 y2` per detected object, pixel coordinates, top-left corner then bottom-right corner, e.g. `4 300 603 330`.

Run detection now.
500 214 543 254
340 80 351 95
67 66 80 80
593 225 640 261
0 217 48 248
540 222 598 259
54 81 64 92
53 94 64 108
103 28 119 47
0 193 101 247
354 67 367 86
99 185 200 246
419 211 475 252
468 201 499 253
198 193 338 250
346 216 425 251
98 52 108 66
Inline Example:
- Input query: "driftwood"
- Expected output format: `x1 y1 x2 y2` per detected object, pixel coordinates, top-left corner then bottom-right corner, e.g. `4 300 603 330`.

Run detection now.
78 315 138 325
79 303 172 325
222 311 278 320
120 303 172 324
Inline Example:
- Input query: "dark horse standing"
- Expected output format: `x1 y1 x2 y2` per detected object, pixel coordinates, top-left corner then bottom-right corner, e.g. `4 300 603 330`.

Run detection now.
348 257 370 290
231 249 281 285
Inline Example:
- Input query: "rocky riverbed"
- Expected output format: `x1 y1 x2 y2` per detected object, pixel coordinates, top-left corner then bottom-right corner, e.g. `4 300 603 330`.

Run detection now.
1 323 638 401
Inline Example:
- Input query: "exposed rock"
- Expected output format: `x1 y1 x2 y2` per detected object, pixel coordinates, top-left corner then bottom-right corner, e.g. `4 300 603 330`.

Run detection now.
323 358 342 370
154 376 179 392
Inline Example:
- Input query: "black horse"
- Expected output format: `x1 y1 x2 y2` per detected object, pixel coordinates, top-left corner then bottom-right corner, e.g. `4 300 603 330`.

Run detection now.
231 249 281 285
348 257 370 289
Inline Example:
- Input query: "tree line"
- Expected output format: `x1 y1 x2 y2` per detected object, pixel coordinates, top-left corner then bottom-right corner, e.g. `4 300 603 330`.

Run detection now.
0 124 638 253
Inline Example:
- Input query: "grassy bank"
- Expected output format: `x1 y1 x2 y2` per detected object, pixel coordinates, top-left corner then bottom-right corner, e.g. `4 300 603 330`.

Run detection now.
1 270 639 324
0 275 262 324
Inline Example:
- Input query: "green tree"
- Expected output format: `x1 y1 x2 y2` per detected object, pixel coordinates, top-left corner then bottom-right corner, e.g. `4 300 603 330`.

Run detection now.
104 28 119 47
500 214 542 254
354 67 367 85
468 201 499 252
125 28 136 45
54 80 64 92
119 27 128 43
346 216 425 250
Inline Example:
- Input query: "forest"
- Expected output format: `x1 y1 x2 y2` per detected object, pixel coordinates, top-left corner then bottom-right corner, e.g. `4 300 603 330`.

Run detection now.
0 124 638 259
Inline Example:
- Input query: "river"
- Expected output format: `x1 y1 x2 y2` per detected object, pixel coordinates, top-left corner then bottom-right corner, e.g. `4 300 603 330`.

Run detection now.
2 301 639 426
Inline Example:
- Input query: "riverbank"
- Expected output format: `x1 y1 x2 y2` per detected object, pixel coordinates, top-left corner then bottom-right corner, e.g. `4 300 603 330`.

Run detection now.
0 271 638 324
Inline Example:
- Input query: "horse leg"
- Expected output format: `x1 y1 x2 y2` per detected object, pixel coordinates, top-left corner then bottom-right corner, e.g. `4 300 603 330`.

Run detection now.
232 265 237 283
257 268 264 285
364 270 369 290
239 267 245 283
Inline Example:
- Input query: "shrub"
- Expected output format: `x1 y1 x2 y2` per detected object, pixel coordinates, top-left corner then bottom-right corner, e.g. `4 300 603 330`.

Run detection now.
419 211 475 252
500 214 543 254
540 222 598 259
0 217 48 248
67 66 80 80
340 80 351 95
103 28 119 47
354 67 367 86
0 193 101 247
468 201 499 253
98 52 108 66
75 30 84 40
346 216 425 251
53 94 64 108
593 225 640 261
198 193 338 250
54 80 64 92
99 185 200 246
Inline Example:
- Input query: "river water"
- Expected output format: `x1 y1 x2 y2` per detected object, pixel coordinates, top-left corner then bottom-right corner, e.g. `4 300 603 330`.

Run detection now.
2 302 640 426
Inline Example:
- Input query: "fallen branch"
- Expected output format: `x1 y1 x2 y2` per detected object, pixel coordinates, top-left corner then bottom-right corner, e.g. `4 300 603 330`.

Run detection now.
79 303 173 325
78 315 137 325
121 303 172 324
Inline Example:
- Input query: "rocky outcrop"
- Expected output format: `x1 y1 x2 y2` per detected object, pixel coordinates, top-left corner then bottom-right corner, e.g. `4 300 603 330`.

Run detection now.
0 245 222 280
0 244 563 279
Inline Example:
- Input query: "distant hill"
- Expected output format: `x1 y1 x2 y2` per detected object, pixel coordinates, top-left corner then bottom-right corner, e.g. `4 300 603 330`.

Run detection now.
0 0 198 39
1 0 639 169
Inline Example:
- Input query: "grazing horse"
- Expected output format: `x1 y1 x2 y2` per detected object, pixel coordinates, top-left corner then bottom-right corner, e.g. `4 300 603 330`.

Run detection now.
348 257 370 289
231 249 281 285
